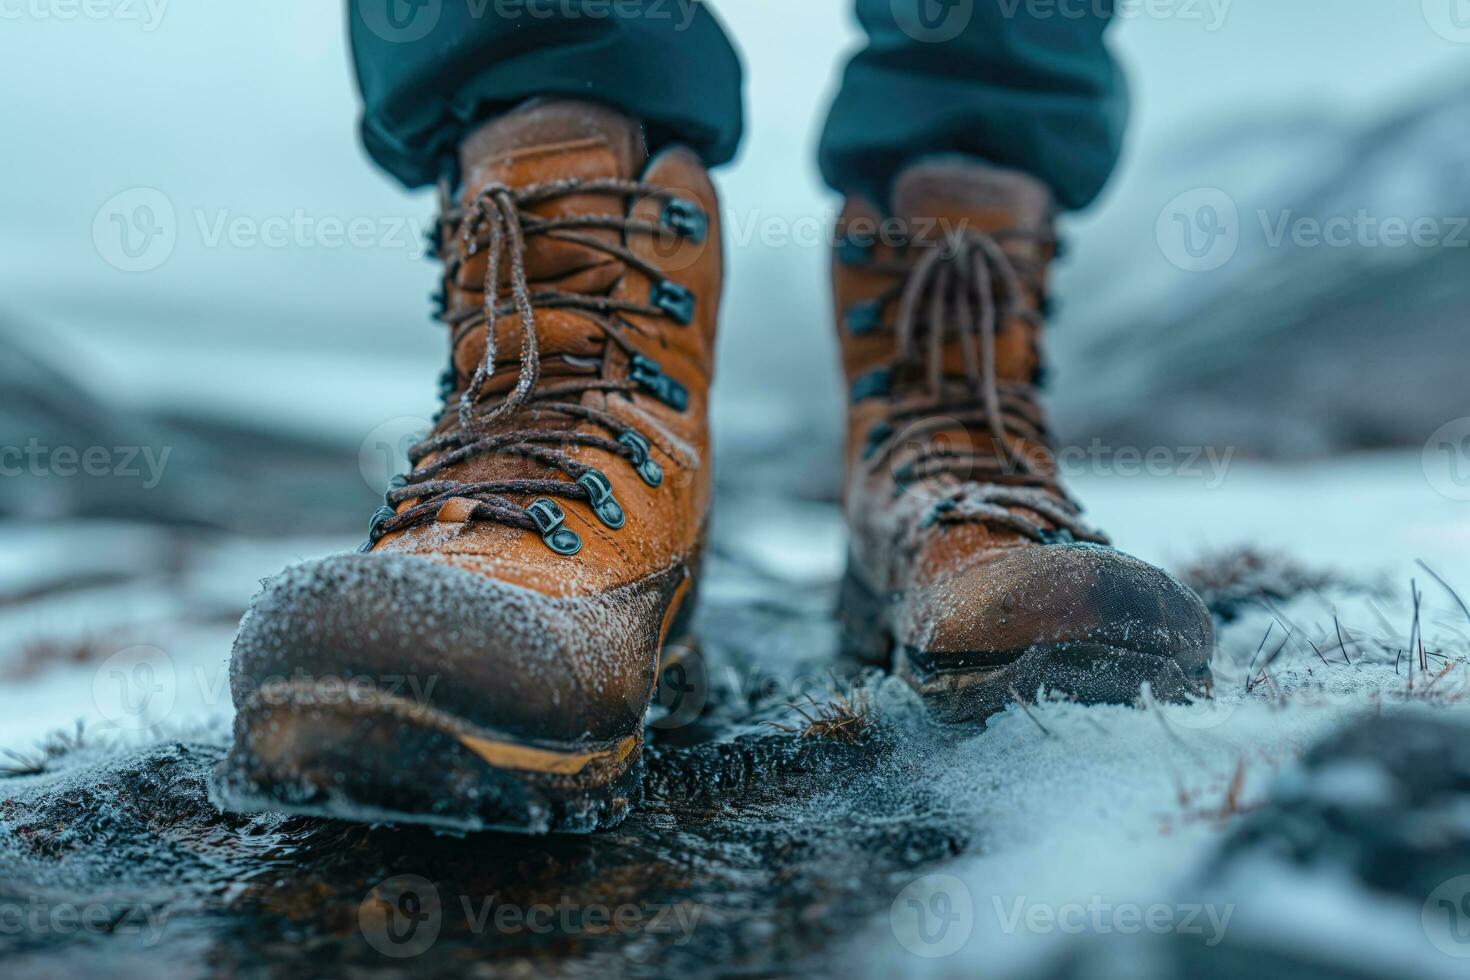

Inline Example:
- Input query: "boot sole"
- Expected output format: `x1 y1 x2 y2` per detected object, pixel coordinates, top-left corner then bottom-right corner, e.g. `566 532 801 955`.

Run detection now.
212 679 647 835
838 562 1211 725
214 558 702 835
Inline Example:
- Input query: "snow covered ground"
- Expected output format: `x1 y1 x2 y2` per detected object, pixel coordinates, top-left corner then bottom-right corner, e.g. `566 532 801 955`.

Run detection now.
4 449 1469 976
5 447 1464 746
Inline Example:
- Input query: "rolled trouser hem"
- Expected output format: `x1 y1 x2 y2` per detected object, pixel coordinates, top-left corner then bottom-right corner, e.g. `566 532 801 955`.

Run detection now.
350 1 744 188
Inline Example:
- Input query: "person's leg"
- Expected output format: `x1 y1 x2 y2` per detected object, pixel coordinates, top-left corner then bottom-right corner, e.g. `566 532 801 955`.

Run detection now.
349 0 745 187
819 0 1125 210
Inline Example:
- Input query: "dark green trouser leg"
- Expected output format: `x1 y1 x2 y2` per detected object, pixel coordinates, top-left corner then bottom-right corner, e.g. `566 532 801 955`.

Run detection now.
819 0 1127 210
348 0 744 188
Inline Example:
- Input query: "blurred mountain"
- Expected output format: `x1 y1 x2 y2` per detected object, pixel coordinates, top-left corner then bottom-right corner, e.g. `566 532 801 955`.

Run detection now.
1051 73 1470 457
0 325 372 534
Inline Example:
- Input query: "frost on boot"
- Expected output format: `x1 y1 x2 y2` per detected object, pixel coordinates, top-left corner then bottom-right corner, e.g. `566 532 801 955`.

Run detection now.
831 157 1214 722
214 100 723 833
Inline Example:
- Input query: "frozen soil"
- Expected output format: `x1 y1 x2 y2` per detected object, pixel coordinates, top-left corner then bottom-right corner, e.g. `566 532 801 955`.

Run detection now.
0 559 975 978
3 457 1470 978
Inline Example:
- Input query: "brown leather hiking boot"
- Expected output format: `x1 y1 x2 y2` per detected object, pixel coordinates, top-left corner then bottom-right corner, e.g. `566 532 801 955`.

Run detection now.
833 158 1214 723
214 100 721 833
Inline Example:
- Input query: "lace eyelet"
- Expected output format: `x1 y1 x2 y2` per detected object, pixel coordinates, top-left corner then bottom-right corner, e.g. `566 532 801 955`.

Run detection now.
862 422 893 460
661 197 707 244
836 232 873 266
526 498 582 556
921 499 957 529
630 354 689 411
849 367 893 403
577 469 626 529
618 430 664 487
650 279 695 325
844 299 884 335
359 504 397 552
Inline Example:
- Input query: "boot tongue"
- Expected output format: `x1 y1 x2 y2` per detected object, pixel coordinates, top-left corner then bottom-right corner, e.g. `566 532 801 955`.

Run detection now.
456 99 648 290
459 98 648 193
888 157 1054 387
449 100 649 395
890 156 1053 249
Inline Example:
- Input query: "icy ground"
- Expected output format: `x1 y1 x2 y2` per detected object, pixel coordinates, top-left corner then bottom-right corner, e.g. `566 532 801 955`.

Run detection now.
2 450 1470 978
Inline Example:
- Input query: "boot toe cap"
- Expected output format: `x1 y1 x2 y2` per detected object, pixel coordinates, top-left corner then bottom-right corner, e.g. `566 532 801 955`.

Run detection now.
899 543 1214 679
227 552 674 746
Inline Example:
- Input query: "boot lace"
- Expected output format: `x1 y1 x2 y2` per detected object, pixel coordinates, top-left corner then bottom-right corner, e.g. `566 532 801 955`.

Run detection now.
361 178 702 555
860 229 1106 545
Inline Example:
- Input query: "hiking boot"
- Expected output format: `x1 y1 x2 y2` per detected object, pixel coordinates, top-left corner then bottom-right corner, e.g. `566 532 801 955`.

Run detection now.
214 100 721 833
832 157 1213 723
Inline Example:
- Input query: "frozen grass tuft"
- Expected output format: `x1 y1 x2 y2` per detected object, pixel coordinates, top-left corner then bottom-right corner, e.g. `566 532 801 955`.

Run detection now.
0 720 92 777
768 688 875 746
